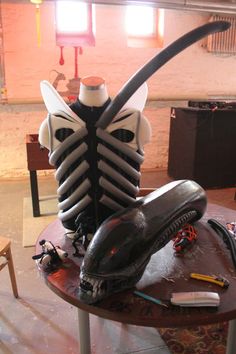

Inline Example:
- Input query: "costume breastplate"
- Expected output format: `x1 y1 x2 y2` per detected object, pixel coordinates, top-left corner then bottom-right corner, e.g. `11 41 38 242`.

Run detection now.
39 96 151 236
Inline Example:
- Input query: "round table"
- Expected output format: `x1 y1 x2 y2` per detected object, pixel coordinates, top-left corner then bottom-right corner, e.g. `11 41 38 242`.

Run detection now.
36 203 236 354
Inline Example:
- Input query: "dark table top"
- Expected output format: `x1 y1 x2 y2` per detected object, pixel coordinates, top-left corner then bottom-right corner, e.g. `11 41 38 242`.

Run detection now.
36 202 236 328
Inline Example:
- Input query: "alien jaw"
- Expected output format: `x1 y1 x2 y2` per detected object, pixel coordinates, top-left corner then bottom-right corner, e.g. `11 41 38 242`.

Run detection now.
78 272 143 304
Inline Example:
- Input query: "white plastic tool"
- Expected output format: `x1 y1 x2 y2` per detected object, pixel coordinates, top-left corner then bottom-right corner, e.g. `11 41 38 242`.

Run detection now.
171 291 220 307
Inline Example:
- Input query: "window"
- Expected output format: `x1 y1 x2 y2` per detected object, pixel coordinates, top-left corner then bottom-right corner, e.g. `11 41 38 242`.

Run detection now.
125 6 164 48
55 1 95 47
207 15 236 54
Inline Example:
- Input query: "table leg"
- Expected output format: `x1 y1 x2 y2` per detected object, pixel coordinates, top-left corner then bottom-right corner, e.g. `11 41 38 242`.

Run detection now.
78 309 91 354
226 319 236 354
29 170 40 217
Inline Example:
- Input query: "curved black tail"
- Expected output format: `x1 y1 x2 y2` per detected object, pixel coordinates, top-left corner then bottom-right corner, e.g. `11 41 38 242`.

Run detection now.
96 21 230 129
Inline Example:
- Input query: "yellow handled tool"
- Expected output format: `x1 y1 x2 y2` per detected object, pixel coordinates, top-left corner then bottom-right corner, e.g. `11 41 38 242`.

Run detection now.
190 273 229 288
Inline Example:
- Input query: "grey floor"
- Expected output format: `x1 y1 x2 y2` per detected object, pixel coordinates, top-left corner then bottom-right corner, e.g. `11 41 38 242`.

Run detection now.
0 170 235 354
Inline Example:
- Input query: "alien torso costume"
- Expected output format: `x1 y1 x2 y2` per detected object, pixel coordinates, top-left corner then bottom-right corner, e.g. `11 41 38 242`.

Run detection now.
39 80 151 241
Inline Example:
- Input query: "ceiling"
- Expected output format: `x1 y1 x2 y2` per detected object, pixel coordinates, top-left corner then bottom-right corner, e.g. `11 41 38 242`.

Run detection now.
3 1 236 15
86 0 236 14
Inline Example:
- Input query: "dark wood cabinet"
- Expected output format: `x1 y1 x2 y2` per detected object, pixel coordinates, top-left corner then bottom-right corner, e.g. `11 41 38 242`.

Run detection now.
168 107 236 188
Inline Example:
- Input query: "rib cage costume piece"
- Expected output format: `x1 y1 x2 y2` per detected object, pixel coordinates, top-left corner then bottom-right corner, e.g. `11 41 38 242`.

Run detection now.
39 82 151 234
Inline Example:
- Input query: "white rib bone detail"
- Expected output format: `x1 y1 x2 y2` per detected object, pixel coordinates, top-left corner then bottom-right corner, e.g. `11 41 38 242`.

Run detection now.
55 142 88 182
49 127 88 165
97 128 144 164
99 177 136 204
57 160 89 196
99 195 124 211
98 160 139 196
97 144 141 181
59 194 92 222
58 179 91 210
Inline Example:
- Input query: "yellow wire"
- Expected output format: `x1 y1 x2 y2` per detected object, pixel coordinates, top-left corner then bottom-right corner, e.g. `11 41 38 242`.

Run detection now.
35 5 41 47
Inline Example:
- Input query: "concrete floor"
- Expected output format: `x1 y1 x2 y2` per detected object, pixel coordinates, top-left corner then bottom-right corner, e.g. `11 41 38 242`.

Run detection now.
0 170 235 354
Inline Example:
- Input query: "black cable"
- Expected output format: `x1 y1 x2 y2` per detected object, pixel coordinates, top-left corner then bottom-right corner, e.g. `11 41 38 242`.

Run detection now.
207 218 236 269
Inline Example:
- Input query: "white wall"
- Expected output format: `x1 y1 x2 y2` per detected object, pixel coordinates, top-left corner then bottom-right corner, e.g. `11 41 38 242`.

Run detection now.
0 3 235 177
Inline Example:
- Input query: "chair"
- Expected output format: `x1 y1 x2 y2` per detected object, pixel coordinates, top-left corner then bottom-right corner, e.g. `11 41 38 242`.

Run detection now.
26 134 54 217
0 236 18 298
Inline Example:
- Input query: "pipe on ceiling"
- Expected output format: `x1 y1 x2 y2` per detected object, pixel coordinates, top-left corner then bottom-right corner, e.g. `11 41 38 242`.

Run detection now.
156 1 236 14
91 0 236 14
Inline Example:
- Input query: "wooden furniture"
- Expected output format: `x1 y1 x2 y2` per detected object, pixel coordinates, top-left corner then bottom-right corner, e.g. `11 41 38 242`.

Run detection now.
26 134 54 217
0 236 18 298
36 202 236 354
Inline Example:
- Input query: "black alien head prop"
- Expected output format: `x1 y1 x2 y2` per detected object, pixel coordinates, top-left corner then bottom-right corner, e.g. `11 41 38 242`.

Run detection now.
79 180 207 304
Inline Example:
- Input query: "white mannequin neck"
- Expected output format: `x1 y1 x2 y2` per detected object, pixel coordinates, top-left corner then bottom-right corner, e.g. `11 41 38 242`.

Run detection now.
78 76 109 107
